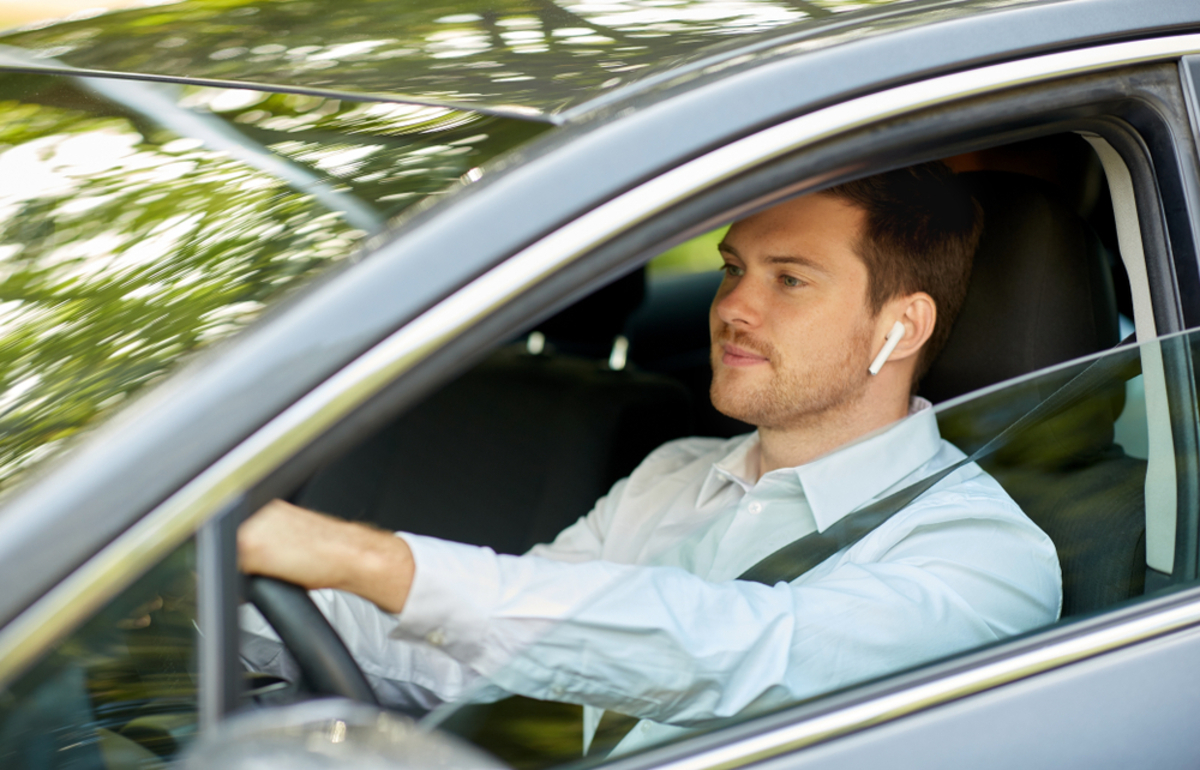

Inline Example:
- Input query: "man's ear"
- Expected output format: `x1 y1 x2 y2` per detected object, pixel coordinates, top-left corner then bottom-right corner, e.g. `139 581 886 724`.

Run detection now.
879 292 936 364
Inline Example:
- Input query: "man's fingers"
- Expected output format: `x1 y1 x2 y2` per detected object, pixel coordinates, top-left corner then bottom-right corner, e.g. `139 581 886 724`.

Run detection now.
236 498 416 613
237 499 285 575
237 500 336 587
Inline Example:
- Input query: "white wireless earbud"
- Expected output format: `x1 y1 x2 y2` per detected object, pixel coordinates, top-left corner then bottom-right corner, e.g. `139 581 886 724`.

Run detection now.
868 320 906 375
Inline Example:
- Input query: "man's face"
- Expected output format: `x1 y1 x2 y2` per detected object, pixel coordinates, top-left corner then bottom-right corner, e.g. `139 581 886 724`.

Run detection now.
709 192 879 430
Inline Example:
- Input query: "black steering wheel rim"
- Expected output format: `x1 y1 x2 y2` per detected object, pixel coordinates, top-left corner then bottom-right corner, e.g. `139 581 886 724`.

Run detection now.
245 575 379 705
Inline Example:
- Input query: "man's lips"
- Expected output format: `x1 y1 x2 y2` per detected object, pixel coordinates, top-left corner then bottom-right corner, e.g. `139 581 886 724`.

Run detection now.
721 343 769 367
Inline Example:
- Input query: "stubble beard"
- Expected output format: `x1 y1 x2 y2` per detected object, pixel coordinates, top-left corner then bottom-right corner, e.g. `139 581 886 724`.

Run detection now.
710 324 876 431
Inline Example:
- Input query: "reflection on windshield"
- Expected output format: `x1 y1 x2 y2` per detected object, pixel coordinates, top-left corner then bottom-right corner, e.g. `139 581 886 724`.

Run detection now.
0 71 546 493
0 0 919 114
418 332 1187 767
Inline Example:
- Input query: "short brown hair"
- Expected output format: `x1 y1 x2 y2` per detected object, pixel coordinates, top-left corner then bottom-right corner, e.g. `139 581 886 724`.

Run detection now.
822 162 982 382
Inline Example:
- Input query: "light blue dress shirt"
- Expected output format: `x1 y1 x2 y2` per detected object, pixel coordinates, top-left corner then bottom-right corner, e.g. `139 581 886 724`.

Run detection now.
242 400 1061 755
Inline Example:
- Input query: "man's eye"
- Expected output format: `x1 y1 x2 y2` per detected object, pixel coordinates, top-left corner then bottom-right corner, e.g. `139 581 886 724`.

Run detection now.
781 275 803 287
722 264 745 277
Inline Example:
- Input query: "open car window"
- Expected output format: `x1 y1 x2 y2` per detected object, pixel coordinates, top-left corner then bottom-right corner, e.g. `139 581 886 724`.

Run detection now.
238 132 1191 766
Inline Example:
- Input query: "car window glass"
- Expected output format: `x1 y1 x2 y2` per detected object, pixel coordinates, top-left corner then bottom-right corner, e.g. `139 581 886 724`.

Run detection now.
1111 311 1148 460
0 540 197 770
0 70 546 495
397 329 1191 768
647 226 726 276
1113 371 1149 459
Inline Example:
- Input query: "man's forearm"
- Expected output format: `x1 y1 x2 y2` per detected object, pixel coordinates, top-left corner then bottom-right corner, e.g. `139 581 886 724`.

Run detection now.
238 499 416 614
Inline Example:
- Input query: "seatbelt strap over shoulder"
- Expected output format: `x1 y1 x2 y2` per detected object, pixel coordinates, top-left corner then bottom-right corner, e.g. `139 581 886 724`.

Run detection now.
738 339 1139 586
737 461 961 585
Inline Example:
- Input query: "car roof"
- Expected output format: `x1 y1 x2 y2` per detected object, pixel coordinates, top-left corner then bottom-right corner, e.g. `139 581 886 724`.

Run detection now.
0 0 1066 122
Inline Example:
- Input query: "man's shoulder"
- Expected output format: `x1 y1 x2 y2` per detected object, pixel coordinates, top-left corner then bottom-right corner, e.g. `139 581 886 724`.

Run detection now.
577 435 752 545
836 440 1059 573
892 441 1033 527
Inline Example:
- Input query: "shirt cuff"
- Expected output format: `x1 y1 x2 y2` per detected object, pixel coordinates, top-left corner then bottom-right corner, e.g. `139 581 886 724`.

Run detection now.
389 532 503 668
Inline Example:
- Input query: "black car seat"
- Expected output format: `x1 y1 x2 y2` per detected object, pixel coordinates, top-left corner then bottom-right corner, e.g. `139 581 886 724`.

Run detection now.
921 170 1146 617
294 270 694 555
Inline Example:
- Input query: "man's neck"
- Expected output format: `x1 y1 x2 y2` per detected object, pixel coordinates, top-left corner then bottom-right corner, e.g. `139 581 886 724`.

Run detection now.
755 388 912 479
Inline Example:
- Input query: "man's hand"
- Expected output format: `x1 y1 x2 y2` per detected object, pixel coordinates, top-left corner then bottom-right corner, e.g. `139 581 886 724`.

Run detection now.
238 499 415 614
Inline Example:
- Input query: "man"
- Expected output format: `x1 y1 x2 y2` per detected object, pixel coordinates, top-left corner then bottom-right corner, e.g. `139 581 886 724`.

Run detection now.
239 162 1061 752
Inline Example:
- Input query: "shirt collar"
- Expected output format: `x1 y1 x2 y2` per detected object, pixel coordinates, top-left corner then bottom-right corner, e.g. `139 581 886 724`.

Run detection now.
695 397 942 529
695 433 759 507
800 397 941 532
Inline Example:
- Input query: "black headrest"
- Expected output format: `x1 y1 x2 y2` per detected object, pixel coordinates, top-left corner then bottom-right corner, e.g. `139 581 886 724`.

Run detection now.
536 269 645 358
921 171 1123 467
921 171 1120 403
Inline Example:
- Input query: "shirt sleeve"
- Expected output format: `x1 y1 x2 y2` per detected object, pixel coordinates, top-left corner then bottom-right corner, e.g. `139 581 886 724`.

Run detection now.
240 584 502 711
392 494 1060 726
323 586 511 709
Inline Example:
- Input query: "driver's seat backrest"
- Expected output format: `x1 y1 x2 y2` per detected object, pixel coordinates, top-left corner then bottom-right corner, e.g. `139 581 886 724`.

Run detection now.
294 272 694 555
922 170 1146 617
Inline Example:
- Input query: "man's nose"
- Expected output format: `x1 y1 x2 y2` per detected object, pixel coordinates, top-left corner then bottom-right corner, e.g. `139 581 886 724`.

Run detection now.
714 276 762 328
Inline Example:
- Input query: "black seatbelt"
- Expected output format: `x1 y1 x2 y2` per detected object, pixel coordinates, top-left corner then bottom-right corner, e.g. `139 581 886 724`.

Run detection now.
738 338 1140 586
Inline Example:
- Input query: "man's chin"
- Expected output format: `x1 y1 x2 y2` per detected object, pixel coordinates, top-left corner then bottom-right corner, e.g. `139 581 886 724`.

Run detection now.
710 382 767 426
711 374 825 430
711 398 776 429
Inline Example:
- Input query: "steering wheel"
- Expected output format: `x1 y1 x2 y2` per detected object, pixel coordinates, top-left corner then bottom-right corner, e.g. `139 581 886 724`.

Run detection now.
245 575 379 705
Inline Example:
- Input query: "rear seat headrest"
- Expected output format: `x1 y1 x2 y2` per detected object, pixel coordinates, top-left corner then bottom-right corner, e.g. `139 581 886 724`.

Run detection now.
536 269 645 359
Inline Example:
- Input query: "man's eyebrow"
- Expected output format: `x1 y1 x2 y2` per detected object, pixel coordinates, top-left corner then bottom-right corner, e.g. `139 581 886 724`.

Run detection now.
764 255 826 271
717 243 830 275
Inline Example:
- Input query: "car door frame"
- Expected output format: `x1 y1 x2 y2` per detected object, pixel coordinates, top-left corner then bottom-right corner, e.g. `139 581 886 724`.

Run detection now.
199 34 1200 754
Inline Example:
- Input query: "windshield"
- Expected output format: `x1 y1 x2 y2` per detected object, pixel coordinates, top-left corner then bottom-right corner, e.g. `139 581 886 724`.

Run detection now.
0 69 546 494
384 327 1189 767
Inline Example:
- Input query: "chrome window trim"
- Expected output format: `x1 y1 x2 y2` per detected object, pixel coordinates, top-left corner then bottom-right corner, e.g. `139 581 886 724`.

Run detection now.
2 32 1199 724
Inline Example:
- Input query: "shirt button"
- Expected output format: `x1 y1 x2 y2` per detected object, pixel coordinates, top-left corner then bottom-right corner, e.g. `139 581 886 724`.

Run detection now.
748 502 763 514
425 628 447 647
